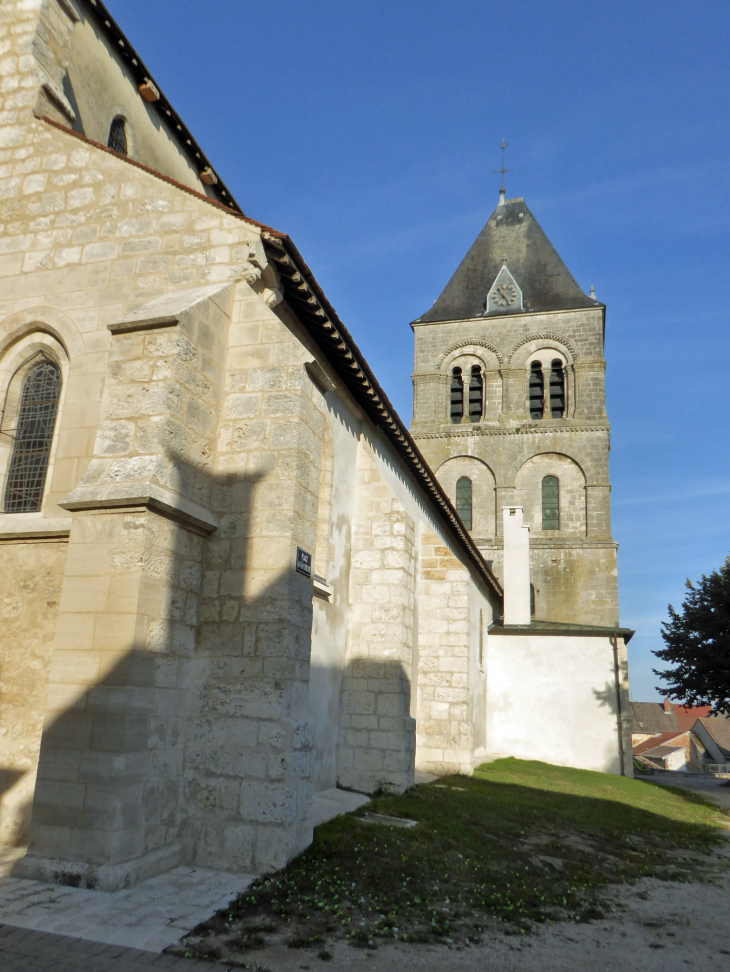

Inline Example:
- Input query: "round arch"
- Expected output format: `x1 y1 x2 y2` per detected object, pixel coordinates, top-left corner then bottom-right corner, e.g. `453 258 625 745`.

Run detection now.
436 454 497 538
513 453 587 537
507 333 578 367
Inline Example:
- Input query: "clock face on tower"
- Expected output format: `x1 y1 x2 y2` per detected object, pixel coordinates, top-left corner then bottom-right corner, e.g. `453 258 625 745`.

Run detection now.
492 282 518 307
486 264 523 314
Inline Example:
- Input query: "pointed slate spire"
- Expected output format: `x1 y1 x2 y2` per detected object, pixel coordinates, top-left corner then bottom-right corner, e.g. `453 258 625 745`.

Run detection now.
416 198 595 323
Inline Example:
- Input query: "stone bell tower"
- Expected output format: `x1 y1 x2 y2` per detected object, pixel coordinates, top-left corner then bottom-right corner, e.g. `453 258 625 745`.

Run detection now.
410 192 619 626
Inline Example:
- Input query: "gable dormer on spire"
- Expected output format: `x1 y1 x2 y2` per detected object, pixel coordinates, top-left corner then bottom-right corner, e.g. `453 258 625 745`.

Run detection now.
486 262 523 315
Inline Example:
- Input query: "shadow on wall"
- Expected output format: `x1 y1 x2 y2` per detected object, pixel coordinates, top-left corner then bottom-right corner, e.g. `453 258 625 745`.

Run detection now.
0 443 416 880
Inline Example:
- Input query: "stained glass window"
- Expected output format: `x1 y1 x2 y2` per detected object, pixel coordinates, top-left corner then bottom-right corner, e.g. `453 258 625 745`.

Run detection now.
455 476 472 531
4 361 61 513
108 116 128 155
542 475 560 531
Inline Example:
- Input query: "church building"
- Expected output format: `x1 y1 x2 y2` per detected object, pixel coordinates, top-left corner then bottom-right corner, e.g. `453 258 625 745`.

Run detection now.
0 0 632 892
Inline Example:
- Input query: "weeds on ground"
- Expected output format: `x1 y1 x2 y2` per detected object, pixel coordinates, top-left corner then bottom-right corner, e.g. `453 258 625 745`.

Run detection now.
174 759 728 963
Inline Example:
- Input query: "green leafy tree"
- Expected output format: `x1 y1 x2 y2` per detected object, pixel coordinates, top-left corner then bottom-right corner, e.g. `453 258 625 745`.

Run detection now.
654 556 730 715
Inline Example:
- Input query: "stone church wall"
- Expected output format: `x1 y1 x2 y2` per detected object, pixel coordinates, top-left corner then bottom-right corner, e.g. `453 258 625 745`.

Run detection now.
0 538 66 847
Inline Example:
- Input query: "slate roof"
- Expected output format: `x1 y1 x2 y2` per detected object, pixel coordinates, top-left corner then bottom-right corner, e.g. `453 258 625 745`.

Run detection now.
489 618 634 642
414 198 597 324
695 717 730 756
630 702 678 734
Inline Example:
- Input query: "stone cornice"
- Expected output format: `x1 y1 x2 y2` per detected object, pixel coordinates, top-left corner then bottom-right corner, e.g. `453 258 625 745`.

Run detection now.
59 483 217 537
475 538 618 550
412 424 611 439
0 514 72 540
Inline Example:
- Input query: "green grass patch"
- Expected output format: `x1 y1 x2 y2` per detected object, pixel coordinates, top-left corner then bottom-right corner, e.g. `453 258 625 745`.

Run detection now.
178 759 728 961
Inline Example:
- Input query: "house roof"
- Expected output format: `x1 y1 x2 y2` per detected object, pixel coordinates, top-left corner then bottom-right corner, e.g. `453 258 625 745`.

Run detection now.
694 717 730 756
673 705 713 731
630 702 679 734
413 198 598 325
633 732 687 757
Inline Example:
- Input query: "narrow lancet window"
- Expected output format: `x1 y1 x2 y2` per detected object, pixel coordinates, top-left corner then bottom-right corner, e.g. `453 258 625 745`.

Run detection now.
549 360 565 418
468 365 483 422
4 361 62 513
542 475 560 531
529 361 544 419
108 116 128 155
450 367 463 423
455 476 472 530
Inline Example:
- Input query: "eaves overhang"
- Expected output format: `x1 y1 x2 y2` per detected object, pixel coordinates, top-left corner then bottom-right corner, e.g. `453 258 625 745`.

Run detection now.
33 117 502 601
262 233 503 601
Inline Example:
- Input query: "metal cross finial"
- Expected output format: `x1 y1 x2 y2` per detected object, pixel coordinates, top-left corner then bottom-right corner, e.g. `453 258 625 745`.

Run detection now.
493 139 512 195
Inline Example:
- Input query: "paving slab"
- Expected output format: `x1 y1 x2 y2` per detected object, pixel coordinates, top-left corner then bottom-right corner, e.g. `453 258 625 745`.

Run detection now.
0 866 253 952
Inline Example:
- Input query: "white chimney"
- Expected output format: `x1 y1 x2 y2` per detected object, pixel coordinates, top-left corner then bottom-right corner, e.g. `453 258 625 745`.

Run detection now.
502 506 531 624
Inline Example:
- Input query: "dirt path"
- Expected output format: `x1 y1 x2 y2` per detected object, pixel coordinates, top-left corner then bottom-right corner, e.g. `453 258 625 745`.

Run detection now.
221 837 730 972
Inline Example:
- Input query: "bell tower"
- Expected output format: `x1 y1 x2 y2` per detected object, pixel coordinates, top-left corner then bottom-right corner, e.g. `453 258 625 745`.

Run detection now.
410 196 618 626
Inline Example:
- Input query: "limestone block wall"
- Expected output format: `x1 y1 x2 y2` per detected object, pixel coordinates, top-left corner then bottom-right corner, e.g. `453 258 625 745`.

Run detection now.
416 531 490 776
0 538 66 847
337 443 417 794
183 292 325 874
20 508 203 888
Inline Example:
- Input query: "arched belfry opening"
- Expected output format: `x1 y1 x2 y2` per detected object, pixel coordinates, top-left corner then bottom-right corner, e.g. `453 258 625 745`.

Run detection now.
450 367 463 423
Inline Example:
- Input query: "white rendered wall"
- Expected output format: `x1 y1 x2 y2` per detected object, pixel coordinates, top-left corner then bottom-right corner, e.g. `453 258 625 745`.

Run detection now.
486 634 625 774
309 397 358 793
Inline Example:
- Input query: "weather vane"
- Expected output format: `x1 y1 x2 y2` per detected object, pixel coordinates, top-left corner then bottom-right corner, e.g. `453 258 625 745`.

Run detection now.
493 139 512 198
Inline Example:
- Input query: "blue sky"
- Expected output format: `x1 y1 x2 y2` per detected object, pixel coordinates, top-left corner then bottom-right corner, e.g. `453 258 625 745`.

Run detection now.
113 0 730 701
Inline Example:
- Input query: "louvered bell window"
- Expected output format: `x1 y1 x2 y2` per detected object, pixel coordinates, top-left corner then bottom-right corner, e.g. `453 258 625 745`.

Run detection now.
549 360 565 418
4 361 62 513
529 361 544 419
450 368 463 423
455 476 472 531
108 116 128 156
542 475 560 531
468 366 483 422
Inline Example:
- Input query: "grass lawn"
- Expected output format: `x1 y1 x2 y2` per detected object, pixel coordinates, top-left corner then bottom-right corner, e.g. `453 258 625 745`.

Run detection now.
179 759 729 963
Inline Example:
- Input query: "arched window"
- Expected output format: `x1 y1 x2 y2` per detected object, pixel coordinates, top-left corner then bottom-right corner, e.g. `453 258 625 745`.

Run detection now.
455 476 472 530
529 361 544 419
541 475 559 531
468 365 483 422
108 116 128 156
450 367 463 423
549 359 565 418
4 361 62 513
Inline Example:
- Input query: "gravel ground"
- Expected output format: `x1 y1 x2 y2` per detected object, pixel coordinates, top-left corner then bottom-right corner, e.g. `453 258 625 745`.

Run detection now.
233 852 730 972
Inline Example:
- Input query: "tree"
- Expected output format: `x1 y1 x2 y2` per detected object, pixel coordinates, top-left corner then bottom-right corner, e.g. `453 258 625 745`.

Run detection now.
654 556 730 715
